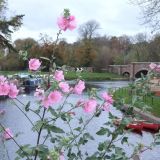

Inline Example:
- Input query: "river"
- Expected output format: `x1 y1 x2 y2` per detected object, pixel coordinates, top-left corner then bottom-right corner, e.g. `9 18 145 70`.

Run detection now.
0 81 160 160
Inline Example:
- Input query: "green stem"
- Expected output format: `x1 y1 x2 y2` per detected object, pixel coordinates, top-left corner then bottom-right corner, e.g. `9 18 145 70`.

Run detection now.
34 108 46 160
66 120 83 160
16 98 41 119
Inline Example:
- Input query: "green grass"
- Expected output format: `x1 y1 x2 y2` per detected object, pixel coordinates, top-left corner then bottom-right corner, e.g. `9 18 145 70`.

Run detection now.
65 71 126 81
0 70 126 81
113 87 160 117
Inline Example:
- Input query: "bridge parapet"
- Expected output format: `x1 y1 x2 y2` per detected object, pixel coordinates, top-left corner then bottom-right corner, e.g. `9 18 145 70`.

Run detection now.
108 62 160 79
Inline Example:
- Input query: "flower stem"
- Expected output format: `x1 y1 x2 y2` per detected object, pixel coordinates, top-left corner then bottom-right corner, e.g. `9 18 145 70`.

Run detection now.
66 120 83 160
34 108 46 160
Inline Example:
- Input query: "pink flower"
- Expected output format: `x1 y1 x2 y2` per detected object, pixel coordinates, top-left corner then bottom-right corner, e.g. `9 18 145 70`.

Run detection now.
59 152 65 160
34 88 44 100
59 82 70 93
57 15 76 31
102 102 110 112
156 65 160 72
83 99 97 113
48 90 62 104
42 97 51 109
29 58 41 71
0 82 10 96
102 92 114 104
149 63 157 70
0 76 6 83
3 128 13 140
8 83 19 98
54 70 64 82
73 80 85 95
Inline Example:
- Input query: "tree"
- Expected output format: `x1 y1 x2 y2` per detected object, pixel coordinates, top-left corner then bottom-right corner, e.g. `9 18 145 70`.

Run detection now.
0 0 24 51
78 20 100 40
133 0 160 32
148 34 160 61
129 33 149 62
78 20 100 66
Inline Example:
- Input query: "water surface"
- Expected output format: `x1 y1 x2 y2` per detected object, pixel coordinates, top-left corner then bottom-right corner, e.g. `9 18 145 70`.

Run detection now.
0 81 160 160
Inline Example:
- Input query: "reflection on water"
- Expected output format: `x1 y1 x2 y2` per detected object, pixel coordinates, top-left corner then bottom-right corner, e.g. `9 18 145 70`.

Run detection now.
0 81 160 160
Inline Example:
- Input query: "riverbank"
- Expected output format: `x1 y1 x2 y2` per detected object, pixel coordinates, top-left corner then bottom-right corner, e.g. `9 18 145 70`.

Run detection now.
0 71 128 81
113 87 160 117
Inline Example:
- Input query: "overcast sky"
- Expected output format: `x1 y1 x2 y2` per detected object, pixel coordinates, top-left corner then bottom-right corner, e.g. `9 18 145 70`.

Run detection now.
8 0 151 43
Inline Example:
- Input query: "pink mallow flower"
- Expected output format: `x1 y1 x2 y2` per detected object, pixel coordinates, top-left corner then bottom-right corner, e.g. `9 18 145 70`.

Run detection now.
34 88 44 100
8 83 19 98
83 99 97 113
29 58 41 71
149 63 157 70
48 90 62 104
156 65 160 72
73 80 85 95
42 97 51 109
57 15 76 31
59 82 70 93
54 70 64 82
0 75 6 84
0 82 10 96
3 128 13 140
102 92 114 104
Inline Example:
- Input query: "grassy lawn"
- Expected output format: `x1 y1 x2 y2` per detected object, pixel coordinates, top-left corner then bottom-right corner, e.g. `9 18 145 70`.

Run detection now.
65 71 126 81
113 87 160 117
0 70 126 81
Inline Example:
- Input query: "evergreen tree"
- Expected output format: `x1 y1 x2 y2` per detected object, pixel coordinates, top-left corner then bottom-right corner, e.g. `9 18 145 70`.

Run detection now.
0 0 24 51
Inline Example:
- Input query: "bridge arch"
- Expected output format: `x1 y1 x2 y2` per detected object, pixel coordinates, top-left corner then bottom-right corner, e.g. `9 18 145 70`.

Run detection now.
135 69 148 78
122 72 130 77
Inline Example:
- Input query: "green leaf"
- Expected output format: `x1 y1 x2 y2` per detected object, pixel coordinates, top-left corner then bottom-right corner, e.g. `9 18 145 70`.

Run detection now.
16 144 31 158
0 126 3 132
83 133 94 140
40 56 51 61
96 127 108 135
121 137 128 144
48 108 58 117
49 125 65 133
98 142 106 151
78 137 88 145
60 114 68 121
74 127 81 132
79 117 83 124
25 101 30 112
32 120 43 132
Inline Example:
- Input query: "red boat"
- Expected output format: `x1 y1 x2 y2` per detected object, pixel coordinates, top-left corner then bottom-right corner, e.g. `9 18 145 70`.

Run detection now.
113 119 160 133
126 123 143 133
141 122 160 132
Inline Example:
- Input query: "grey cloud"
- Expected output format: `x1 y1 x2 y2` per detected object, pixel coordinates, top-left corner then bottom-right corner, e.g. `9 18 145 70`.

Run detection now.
8 0 150 42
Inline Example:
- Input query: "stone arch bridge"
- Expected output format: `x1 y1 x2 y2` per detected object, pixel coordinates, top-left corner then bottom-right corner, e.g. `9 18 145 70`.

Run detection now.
108 62 160 79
